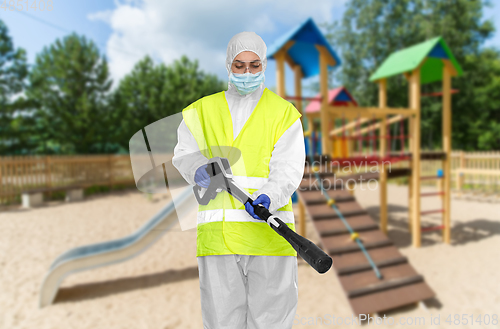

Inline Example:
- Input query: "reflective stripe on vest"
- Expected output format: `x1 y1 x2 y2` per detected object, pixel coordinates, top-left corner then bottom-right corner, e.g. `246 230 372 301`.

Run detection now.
183 88 301 256
197 209 295 224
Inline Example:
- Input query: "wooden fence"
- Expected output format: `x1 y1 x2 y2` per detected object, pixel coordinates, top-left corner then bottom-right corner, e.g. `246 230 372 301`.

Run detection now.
420 151 500 192
2 151 500 206
0 155 135 206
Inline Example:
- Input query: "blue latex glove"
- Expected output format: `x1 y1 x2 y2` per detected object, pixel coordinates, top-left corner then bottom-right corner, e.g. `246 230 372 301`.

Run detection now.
245 194 271 220
194 164 210 188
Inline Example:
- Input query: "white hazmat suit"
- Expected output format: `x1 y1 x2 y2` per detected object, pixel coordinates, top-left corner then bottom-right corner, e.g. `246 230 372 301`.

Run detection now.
172 31 305 329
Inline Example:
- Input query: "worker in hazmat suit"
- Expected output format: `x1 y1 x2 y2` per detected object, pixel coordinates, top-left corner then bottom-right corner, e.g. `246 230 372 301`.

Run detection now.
172 31 305 329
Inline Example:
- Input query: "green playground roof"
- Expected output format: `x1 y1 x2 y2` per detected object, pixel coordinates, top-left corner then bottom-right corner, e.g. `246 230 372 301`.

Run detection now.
369 37 463 84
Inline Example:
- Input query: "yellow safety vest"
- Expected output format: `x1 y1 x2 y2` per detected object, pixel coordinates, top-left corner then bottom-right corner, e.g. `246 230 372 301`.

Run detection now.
182 88 301 257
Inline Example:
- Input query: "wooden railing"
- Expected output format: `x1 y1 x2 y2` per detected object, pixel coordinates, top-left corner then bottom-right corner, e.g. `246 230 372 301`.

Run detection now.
0 154 135 205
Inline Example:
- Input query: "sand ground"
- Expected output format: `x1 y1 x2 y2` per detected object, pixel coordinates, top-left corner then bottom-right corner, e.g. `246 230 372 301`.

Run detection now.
0 185 499 329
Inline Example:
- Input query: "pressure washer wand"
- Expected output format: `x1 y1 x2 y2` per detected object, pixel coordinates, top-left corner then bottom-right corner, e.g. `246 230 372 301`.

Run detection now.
193 157 332 274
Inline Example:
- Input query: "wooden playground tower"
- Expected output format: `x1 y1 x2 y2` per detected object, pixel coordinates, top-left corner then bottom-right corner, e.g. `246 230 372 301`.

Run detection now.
269 20 462 249
268 17 463 315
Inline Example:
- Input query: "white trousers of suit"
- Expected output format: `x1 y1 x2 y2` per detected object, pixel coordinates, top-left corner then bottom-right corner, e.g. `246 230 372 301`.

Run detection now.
197 254 298 329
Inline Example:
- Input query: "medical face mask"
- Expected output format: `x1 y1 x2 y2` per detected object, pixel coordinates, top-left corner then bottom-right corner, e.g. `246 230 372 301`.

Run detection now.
229 71 265 96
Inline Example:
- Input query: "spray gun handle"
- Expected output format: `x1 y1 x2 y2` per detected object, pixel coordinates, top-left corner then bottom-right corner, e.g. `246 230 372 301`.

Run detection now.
193 184 219 205
193 163 224 205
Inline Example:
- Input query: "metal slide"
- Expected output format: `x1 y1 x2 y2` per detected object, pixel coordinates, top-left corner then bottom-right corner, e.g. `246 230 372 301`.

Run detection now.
39 187 194 308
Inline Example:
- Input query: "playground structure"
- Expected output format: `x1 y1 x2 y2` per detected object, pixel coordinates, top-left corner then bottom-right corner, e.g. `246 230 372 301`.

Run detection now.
39 17 463 316
268 17 462 314
305 87 358 159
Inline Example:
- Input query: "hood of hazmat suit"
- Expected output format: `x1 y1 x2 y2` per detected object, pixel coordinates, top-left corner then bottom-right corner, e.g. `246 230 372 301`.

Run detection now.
225 31 267 97
225 31 268 140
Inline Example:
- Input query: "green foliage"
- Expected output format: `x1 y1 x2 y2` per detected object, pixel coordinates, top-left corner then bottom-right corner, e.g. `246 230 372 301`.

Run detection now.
27 33 113 154
323 0 498 150
0 20 29 154
110 55 226 151
454 48 500 150
84 184 110 196
16 32 225 156
0 20 27 102
83 183 135 197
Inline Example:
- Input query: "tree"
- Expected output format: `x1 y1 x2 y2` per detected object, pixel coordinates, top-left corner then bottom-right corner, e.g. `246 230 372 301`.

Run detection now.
111 55 226 151
324 0 497 150
456 48 500 150
27 33 113 154
0 19 29 155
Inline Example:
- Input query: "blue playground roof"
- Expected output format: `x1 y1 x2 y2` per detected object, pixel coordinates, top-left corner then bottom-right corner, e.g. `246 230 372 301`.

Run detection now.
267 18 341 78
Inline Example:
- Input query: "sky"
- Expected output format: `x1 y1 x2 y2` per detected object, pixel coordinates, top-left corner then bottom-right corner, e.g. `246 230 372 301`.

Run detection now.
1 0 499 96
